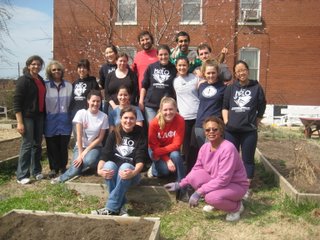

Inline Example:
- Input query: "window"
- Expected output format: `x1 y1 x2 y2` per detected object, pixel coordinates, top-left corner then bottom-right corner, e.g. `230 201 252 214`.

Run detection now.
117 0 136 25
238 0 262 25
119 47 136 65
181 0 202 24
239 48 260 81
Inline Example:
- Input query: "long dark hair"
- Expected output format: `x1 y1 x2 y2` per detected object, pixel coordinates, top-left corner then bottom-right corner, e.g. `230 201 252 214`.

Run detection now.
114 106 137 145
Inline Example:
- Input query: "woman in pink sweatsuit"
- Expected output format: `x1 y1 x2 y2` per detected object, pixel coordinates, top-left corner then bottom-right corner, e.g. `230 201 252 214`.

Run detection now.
165 116 249 221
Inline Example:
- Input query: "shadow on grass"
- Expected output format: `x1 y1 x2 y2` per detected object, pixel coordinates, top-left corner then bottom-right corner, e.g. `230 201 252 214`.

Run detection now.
0 160 16 185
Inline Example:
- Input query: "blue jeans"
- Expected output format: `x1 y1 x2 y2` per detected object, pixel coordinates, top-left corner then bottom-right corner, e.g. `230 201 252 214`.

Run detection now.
60 146 101 182
104 161 140 212
144 107 158 124
194 127 206 148
149 149 186 182
16 115 44 180
224 130 257 179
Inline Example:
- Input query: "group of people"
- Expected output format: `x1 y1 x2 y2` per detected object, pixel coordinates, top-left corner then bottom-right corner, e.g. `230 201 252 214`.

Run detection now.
13 30 266 221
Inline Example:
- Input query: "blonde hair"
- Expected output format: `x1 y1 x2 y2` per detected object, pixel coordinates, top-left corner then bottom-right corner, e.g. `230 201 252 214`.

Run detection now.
156 97 177 130
201 59 219 78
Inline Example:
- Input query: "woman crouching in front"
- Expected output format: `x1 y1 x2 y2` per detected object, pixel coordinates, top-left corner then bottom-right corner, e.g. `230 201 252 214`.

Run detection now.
165 116 249 221
92 106 147 216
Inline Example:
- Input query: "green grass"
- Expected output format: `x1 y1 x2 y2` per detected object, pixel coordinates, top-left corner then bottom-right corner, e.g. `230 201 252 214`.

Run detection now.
0 161 16 185
1 154 319 239
259 125 304 140
0 184 100 216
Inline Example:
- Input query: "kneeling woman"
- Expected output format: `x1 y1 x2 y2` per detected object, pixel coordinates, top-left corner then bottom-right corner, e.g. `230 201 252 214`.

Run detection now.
148 97 186 182
165 117 249 221
51 90 109 183
94 106 147 215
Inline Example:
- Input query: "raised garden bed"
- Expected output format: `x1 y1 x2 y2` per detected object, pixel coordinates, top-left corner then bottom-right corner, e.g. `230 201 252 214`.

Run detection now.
0 210 160 240
257 137 320 203
65 172 174 209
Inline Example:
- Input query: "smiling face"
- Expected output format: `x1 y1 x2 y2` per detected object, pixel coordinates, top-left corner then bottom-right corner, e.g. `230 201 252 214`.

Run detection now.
51 64 62 82
204 121 222 143
161 102 177 122
116 56 128 71
204 66 218 83
139 34 153 51
176 59 189 76
77 66 89 79
121 111 137 132
117 88 130 107
177 36 189 53
28 60 42 77
87 94 101 114
234 63 249 85
157 48 170 65
105 47 117 64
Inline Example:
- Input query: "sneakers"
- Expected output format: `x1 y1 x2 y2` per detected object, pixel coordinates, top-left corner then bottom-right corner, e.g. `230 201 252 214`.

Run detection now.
48 170 57 179
91 208 119 216
50 176 62 184
147 166 153 178
17 178 31 185
203 205 215 213
119 206 129 217
35 173 44 181
242 189 251 200
226 202 244 222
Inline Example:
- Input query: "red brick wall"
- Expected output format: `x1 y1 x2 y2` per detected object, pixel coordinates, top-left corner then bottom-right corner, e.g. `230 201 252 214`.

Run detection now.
54 0 320 105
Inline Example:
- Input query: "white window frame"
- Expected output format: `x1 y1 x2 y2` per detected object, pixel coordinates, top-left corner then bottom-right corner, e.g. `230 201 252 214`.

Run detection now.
118 46 136 65
239 47 260 81
116 0 137 25
180 0 203 25
238 0 262 26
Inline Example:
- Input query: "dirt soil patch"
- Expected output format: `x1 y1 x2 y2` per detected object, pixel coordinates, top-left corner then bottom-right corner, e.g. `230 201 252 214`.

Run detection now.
258 137 320 194
0 129 20 160
0 212 155 240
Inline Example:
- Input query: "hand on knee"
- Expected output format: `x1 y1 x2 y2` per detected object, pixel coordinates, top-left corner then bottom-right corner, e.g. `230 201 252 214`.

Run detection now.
166 159 176 172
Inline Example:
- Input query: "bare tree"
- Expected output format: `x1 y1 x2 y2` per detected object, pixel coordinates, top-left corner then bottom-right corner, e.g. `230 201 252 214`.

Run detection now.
0 0 13 64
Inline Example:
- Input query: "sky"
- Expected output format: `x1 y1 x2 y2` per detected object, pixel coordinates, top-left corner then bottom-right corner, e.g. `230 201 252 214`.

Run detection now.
0 0 53 79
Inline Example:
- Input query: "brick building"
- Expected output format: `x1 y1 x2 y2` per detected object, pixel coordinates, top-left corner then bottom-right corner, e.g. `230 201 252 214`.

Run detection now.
53 0 320 106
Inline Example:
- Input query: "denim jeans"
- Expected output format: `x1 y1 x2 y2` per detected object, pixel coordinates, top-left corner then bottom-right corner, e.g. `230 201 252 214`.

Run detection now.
194 127 206 148
149 149 186 182
59 146 101 182
144 107 158 124
16 115 44 180
104 161 140 212
224 130 258 179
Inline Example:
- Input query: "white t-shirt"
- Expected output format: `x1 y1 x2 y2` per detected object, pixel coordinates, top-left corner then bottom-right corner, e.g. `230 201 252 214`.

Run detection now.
73 109 109 148
173 73 200 120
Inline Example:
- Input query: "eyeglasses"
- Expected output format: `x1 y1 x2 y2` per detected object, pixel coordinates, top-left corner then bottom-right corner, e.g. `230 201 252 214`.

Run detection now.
235 69 248 74
52 68 61 72
205 128 219 133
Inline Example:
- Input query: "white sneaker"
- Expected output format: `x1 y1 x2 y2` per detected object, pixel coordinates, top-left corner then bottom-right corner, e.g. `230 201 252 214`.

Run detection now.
50 176 61 184
91 208 118 215
35 173 44 180
147 166 153 178
202 205 215 212
226 202 244 222
242 189 251 200
17 178 31 185
120 206 129 217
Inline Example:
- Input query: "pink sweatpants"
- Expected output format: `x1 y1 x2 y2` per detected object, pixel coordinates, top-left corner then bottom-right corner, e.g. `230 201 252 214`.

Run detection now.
187 169 247 212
